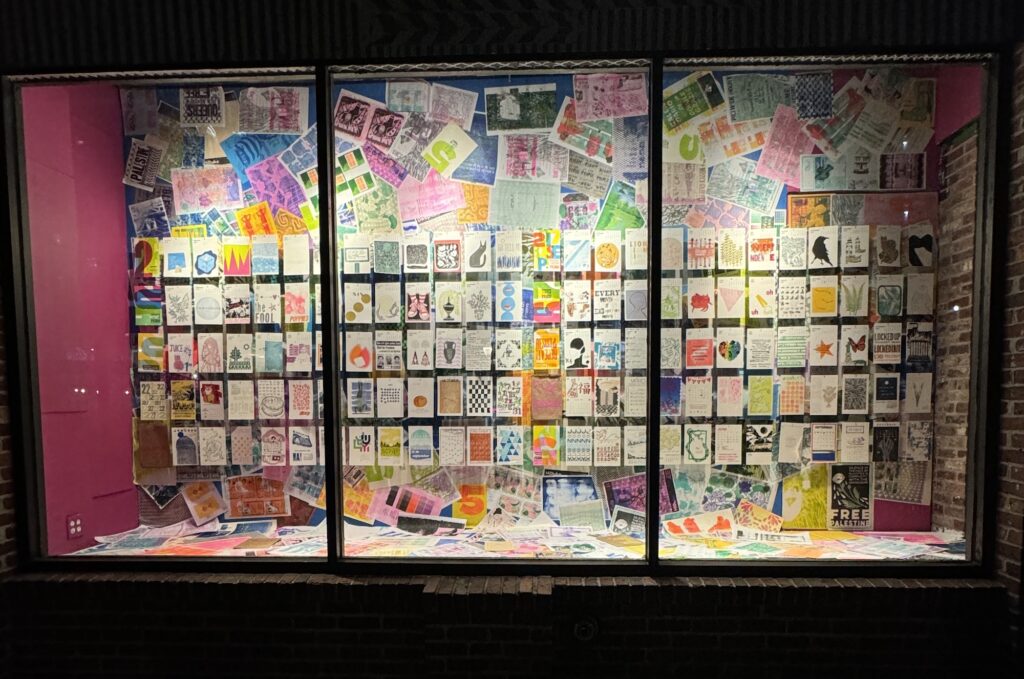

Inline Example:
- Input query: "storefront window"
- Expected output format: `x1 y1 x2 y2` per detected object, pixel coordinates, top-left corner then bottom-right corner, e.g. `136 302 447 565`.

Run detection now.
658 61 985 560
333 64 653 559
6 57 989 566
15 73 327 557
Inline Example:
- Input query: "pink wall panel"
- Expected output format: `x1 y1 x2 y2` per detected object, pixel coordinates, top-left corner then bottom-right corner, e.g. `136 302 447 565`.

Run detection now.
22 84 138 555
935 64 985 143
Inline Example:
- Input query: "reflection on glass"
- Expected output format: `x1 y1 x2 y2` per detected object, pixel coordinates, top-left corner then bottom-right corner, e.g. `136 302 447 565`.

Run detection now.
658 63 980 561
335 67 652 559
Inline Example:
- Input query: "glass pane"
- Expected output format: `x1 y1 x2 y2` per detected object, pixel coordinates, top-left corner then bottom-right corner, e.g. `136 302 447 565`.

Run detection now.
334 66 652 559
658 61 985 561
18 75 327 557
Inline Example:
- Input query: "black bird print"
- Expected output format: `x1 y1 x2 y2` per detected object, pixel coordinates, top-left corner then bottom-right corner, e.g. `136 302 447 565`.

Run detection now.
811 235 833 266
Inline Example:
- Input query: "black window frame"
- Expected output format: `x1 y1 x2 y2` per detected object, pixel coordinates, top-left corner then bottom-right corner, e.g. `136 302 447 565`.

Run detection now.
0 50 1004 577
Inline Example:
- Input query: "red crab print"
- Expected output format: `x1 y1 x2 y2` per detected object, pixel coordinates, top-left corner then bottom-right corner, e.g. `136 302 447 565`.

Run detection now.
690 293 711 312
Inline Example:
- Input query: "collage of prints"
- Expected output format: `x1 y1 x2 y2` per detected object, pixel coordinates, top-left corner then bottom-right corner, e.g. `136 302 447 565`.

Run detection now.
83 64 963 561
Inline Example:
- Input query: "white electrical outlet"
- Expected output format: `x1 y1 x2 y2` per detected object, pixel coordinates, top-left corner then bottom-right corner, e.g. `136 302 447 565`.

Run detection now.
66 514 83 539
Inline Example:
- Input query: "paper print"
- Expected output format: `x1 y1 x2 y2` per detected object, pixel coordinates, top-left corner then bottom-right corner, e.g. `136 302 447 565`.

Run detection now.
777 276 807 319
873 373 901 415
683 424 713 464
181 480 227 524
427 83 478 131
165 333 194 374
706 156 783 214
716 375 744 418
596 180 645 232
170 380 196 421
745 327 776 370
397 282 429 326
715 276 746 319
685 276 713 319
170 166 244 215
435 327 463 370
532 426 561 467
904 372 933 414
139 381 168 422
808 325 838 367
377 426 405 467
715 328 745 369
347 378 374 418
756 104 814 185
872 323 903 364
875 274 904 317
423 123 478 178
905 223 935 268
809 374 839 416
746 276 777 318
198 426 227 465
593 279 621 321
463 427 492 467
807 226 838 270
179 86 225 127
654 327 679 373
748 231 777 271
162 238 192 278
593 328 621 371
778 229 807 270
121 88 159 135
905 321 934 366
591 426 620 467
809 275 838 316
734 498 784 533
660 376 682 417
747 375 775 417
484 84 558 135
684 375 712 418
905 273 935 316
717 228 746 270
743 423 775 464
622 328 647 373
776 326 808 369
123 138 165 191
685 328 714 369
663 71 725 134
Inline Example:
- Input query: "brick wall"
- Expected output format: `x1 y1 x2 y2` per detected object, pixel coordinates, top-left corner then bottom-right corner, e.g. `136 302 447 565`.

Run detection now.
0 574 1012 677
998 45 1024 634
934 124 978 533
0 291 15 575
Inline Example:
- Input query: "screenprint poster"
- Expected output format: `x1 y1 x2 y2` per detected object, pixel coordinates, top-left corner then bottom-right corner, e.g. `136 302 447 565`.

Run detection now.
170 166 245 215
756 104 813 186
238 86 308 134
827 464 873 530
484 83 559 135
803 77 867 161
179 86 226 126
724 73 793 123
120 88 159 136
663 71 725 134
123 138 165 191
705 156 783 214
573 72 648 121
548 97 613 165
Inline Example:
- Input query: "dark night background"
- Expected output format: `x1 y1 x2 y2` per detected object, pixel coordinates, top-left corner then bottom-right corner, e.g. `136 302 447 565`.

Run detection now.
0 1 1022 676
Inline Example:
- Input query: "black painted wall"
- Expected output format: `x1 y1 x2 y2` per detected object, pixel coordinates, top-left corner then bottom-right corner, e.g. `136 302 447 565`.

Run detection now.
0 0 1019 74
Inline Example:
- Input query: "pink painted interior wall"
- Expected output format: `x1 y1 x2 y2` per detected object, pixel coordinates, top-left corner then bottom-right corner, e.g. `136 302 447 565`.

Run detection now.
935 64 985 143
22 83 138 555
